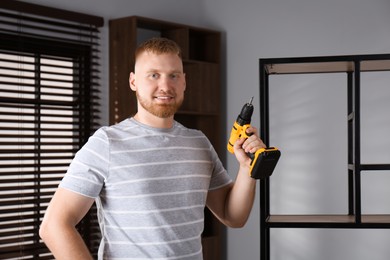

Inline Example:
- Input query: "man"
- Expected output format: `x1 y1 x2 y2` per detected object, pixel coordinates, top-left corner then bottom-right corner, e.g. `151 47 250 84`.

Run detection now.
40 37 265 259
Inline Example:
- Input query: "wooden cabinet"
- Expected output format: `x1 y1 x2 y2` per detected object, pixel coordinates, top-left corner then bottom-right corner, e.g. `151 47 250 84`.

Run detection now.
109 16 223 260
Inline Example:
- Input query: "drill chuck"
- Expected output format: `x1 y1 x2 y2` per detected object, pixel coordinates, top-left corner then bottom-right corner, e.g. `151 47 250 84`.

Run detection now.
236 97 254 125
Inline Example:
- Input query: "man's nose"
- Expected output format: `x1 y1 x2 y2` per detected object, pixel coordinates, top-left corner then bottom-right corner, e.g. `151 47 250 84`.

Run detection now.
158 76 172 90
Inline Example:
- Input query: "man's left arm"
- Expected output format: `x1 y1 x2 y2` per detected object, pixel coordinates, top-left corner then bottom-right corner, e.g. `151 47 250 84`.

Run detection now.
206 127 265 228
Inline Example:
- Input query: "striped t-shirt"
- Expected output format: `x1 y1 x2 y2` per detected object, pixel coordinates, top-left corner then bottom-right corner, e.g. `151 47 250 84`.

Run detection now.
59 118 232 260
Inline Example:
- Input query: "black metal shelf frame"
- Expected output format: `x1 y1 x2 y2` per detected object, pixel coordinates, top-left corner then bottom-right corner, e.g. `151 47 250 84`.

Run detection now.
259 53 390 260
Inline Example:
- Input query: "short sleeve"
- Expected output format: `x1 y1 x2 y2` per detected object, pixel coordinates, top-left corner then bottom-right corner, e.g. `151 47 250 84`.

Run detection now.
208 143 233 191
59 127 109 198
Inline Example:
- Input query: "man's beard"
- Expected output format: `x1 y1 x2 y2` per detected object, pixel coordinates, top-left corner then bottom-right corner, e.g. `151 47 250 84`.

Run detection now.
136 91 183 118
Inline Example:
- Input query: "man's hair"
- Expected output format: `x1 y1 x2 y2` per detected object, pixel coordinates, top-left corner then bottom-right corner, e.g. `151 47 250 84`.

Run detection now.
134 37 182 61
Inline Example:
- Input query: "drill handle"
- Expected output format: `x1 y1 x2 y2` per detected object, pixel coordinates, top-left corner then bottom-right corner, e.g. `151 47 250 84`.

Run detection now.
240 124 252 139
227 123 252 153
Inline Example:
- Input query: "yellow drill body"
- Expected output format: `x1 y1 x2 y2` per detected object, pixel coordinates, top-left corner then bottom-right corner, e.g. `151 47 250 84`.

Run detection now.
227 98 281 179
227 122 251 154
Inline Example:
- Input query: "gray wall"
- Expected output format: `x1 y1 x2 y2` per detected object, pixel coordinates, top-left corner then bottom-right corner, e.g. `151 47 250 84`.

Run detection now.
203 1 390 259
24 0 390 259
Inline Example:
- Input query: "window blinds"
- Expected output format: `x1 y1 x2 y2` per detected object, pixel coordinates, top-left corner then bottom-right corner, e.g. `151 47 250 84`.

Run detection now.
0 1 103 258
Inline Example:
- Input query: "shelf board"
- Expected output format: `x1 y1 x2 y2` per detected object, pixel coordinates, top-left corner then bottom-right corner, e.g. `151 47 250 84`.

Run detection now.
262 54 390 74
360 164 390 171
266 214 390 228
266 61 355 74
348 164 390 171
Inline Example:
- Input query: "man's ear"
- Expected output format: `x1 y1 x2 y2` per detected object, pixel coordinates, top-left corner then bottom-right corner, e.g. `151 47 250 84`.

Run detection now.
129 72 136 91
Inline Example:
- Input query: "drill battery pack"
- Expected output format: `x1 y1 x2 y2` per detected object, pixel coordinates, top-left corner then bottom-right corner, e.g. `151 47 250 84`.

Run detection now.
250 147 281 179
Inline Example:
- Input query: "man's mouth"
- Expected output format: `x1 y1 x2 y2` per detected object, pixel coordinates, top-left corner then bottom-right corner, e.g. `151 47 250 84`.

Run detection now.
154 94 175 101
155 96 173 100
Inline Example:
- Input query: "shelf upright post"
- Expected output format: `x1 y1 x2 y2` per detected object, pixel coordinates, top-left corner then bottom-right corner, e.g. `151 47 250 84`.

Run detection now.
259 59 271 260
347 71 355 216
353 60 362 224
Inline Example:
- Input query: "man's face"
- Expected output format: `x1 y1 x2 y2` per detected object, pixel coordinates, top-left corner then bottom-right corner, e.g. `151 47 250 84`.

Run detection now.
129 51 186 118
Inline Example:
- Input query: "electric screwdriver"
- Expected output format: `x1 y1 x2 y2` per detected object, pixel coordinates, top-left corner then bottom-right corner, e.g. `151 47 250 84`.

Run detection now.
227 97 281 179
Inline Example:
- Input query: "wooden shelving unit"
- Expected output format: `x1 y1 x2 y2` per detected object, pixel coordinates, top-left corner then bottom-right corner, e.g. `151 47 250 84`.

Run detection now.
109 16 223 260
259 54 390 260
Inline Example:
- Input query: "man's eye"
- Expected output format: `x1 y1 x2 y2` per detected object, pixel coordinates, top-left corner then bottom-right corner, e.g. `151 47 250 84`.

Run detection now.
170 74 179 79
150 73 159 79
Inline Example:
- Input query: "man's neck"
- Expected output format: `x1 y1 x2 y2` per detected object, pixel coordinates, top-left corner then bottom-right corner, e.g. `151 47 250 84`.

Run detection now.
133 113 174 129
